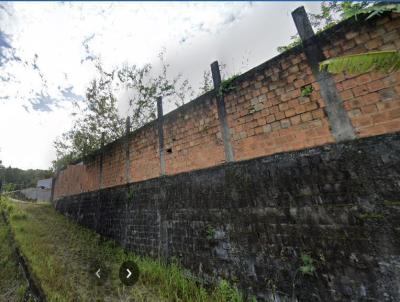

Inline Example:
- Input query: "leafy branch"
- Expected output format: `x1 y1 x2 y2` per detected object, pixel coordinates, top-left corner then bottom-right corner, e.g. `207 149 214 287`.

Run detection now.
320 51 400 74
217 74 239 98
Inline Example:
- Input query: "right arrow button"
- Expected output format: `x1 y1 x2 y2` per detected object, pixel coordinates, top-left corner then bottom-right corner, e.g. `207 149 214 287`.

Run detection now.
119 261 139 286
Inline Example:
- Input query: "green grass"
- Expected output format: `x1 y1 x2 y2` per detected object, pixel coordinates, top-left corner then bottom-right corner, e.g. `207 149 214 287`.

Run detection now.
0 206 28 302
0 197 246 302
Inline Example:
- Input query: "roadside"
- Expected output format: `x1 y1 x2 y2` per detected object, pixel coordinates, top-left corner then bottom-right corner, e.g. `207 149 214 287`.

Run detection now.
0 210 28 301
0 197 246 302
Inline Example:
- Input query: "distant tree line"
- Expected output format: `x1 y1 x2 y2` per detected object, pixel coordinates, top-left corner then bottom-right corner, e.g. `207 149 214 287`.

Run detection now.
0 165 52 191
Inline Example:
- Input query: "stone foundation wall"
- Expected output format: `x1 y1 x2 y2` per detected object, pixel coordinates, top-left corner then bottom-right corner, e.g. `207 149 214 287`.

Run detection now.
55 132 400 301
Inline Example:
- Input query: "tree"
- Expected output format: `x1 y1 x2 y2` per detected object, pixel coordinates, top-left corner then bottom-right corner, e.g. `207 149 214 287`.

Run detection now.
52 51 195 171
198 70 213 95
3 183 16 192
53 63 125 171
117 51 194 129
0 166 52 190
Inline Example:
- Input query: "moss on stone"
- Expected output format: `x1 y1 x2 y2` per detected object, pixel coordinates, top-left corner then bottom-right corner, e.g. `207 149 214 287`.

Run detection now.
383 200 400 206
359 212 385 220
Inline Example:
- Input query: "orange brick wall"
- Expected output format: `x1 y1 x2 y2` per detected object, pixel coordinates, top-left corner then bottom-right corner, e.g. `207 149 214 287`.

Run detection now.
102 143 126 188
85 157 101 192
54 163 87 197
163 94 225 175
224 52 334 161
129 123 160 182
53 12 400 200
54 156 102 198
321 13 400 138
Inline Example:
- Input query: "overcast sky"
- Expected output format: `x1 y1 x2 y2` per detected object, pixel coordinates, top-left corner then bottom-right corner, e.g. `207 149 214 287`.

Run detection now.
0 2 321 170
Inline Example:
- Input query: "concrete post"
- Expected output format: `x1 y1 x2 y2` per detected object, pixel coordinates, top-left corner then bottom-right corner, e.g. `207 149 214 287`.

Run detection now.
211 61 235 162
50 175 57 203
125 117 131 183
157 97 166 176
292 6 356 142
99 132 105 189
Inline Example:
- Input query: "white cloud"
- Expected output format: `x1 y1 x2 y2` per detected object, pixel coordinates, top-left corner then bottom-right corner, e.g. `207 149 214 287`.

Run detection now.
0 99 75 169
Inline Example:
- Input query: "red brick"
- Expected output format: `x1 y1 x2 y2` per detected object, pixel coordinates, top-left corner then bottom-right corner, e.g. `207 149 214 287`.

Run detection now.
353 116 373 128
352 85 369 97
257 117 267 126
299 96 311 104
290 115 301 125
266 115 276 123
355 33 370 45
279 102 289 111
342 79 358 90
356 73 371 84
301 112 313 122
377 101 400 111
291 57 302 66
388 108 400 119
275 111 285 121
345 31 358 40
294 79 305 88
340 90 354 101
288 99 299 108
362 104 378 114
367 80 387 92
285 108 296 118
382 30 398 43
295 105 308 118
372 112 389 124
342 40 356 51
377 16 389 26
312 109 325 119
305 102 318 111
359 125 386 138
384 16 400 31
360 93 380 105
383 119 400 133
270 106 279 113
265 100 273 108
271 121 281 131
366 38 383 50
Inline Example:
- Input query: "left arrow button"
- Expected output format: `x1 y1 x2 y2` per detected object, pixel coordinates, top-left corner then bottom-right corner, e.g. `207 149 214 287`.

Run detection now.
90 260 108 286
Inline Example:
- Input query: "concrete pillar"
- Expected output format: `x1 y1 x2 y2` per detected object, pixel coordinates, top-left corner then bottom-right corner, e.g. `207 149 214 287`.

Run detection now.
125 117 131 183
292 6 356 142
211 61 235 162
50 175 57 203
99 132 105 189
157 97 166 176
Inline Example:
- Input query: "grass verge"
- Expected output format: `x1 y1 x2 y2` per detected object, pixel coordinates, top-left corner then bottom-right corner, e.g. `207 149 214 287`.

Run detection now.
0 206 28 301
0 197 247 302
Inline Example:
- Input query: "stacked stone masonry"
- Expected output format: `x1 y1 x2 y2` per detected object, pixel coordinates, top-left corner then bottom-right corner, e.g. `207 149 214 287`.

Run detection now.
55 132 400 301
54 12 400 200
